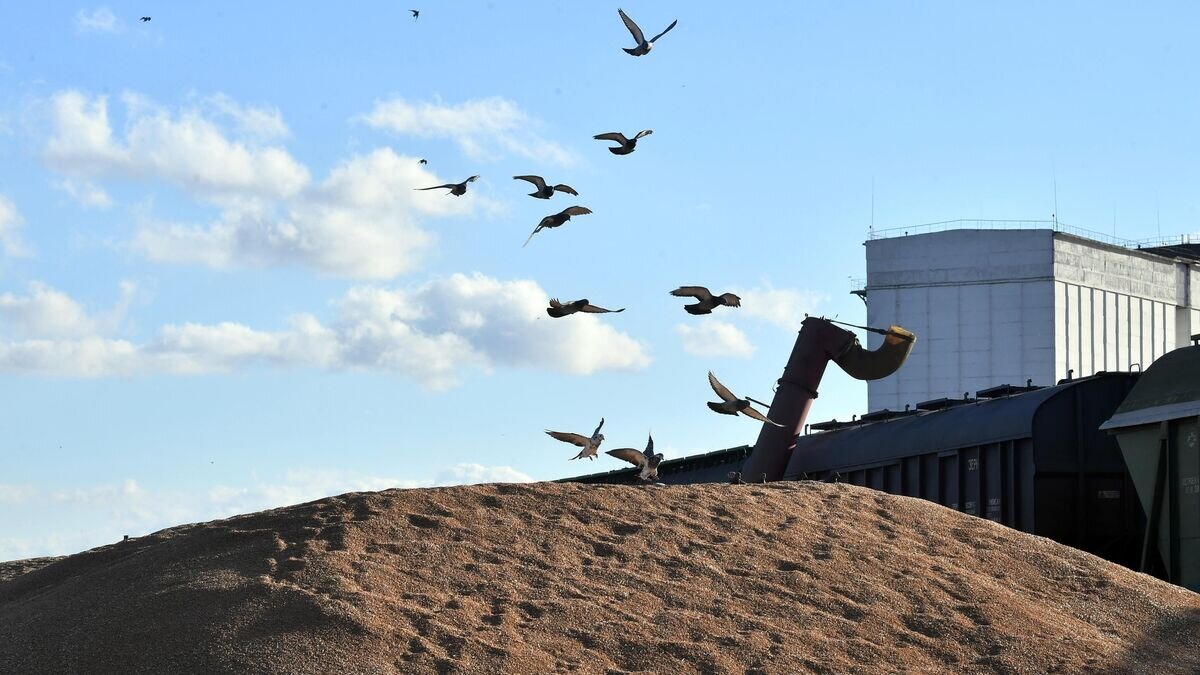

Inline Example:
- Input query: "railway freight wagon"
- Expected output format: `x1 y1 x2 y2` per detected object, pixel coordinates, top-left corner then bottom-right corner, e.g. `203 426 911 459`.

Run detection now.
565 446 751 485
1102 342 1200 590
784 372 1146 569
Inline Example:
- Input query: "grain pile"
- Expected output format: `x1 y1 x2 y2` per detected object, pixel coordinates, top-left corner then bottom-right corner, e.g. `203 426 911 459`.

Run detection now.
2 481 1198 674
0 556 63 584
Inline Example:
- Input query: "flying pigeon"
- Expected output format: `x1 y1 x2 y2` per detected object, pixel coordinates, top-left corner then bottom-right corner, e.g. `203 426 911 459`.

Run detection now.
670 286 742 315
594 130 652 155
617 8 677 56
415 175 478 196
546 298 625 318
411 9 419 20
706 371 784 427
418 159 428 165
546 418 605 460
513 175 578 199
140 16 151 22
523 206 592 247
606 433 663 482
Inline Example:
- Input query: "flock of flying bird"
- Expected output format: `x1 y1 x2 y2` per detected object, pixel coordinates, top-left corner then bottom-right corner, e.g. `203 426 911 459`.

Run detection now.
410 9 779 483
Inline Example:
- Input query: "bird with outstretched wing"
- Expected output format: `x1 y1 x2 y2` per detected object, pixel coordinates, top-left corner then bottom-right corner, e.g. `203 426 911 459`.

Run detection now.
547 298 625 318
513 175 579 199
606 433 663 482
523 206 592 247
546 418 606 460
618 8 677 56
670 286 741 315
707 371 783 426
415 175 478 196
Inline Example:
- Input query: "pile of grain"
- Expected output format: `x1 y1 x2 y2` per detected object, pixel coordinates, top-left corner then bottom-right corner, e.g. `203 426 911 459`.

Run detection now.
2 482 1198 674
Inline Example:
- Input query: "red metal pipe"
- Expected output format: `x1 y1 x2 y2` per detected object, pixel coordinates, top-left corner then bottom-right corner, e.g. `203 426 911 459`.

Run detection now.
741 317 915 482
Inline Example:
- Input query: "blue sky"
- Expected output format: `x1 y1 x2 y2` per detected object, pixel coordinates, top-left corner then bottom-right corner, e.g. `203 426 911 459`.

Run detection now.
2 2 1200 559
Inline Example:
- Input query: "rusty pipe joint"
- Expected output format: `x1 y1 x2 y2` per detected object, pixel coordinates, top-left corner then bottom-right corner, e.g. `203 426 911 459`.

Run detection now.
833 325 916 381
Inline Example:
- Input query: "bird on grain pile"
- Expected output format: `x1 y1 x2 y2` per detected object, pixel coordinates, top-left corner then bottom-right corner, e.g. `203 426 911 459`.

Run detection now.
415 175 478 196
546 298 625 318
707 371 784 427
523 206 592 247
513 175 579 199
607 433 663 482
728 471 744 485
670 286 741 315
546 418 605 460
594 130 652 155
617 8 677 57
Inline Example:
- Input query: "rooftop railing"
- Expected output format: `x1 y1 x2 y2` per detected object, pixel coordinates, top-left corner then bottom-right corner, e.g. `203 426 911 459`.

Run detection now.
868 219 1197 250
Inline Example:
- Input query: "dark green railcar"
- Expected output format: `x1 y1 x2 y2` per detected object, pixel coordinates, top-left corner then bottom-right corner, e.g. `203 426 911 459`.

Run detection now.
1101 342 1200 591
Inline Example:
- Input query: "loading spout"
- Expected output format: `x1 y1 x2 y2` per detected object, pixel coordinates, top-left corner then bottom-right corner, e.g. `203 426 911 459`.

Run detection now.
833 326 915 381
740 317 916 483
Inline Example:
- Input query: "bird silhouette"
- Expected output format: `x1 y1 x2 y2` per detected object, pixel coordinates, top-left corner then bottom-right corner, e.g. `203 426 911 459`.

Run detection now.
594 130 652 155
410 9 419 20
706 371 784 427
523 206 592 247
139 16 151 22
513 175 578 199
546 418 605 460
617 8 677 56
546 298 625 318
415 175 478 196
607 433 663 482
418 158 428 165
670 286 742 315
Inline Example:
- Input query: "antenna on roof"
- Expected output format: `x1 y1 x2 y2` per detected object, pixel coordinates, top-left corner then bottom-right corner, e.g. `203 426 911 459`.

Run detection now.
870 176 875 237
1156 193 1162 239
1052 164 1059 229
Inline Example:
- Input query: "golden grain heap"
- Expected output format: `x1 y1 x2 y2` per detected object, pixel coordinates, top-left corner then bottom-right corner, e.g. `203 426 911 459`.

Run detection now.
2 482 1199 674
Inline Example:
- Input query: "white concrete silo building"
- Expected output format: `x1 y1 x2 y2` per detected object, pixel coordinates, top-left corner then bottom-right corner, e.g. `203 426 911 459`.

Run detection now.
862 225 1200 412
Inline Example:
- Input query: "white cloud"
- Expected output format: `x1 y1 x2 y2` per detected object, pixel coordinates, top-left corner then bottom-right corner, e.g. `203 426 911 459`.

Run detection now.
75 7 122 33
677 321 755 358
55 178 114 209
46 90 309 200
43 91 492 278
362 96 577 167
434 463 533 485
0 484 36 504
735 286 828 330
0 281 136 339
51 478 143 504
202 93 289 141
0 282 96 338
357 273 651 383
133 147 484 279
0 194 31 257
0 274 649 387
0 464 537 559
207 469 416 517
210 464 532 517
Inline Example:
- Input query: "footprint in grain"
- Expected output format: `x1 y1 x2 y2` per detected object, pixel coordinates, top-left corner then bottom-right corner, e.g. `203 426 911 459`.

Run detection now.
591 541 618 558
407 514 441 529
482 598 509 626
518 601 546 619
610 521 640 536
